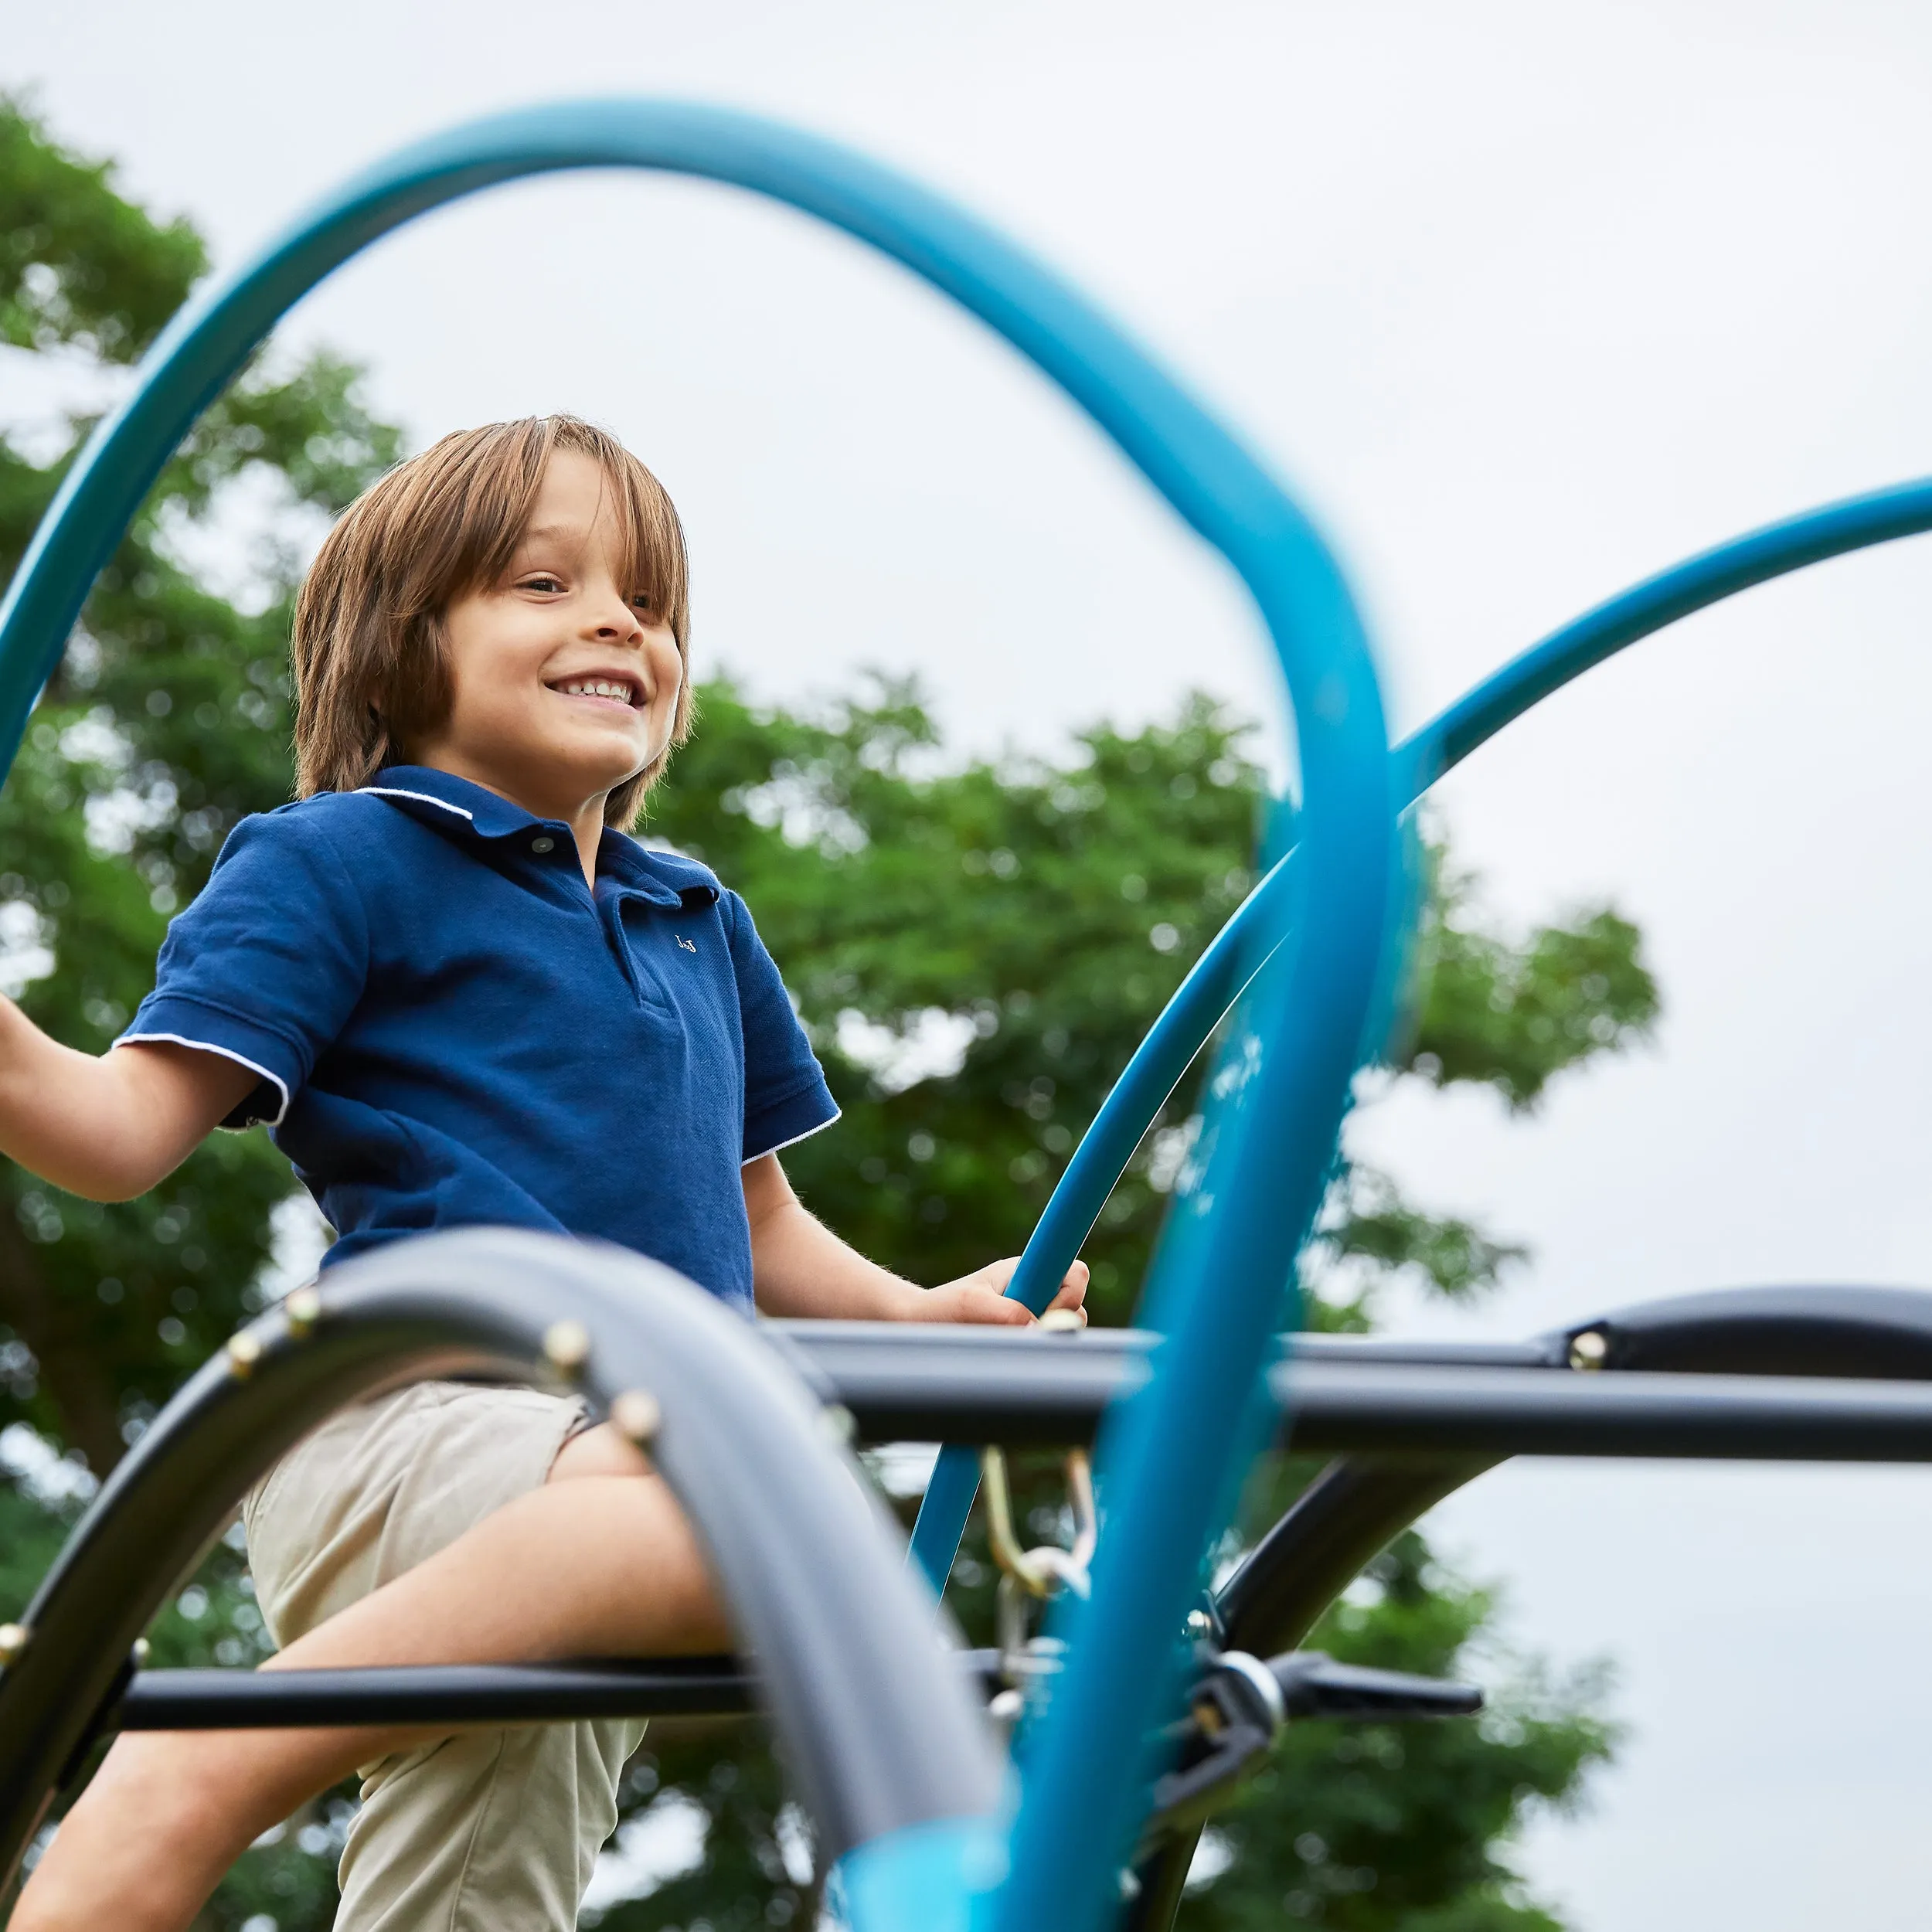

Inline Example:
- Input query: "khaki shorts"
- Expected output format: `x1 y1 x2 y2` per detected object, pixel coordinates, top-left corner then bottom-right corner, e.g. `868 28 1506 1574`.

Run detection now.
243 1381 647 1932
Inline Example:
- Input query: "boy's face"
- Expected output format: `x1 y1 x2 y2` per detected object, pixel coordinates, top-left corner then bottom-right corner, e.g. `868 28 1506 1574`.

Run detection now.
420 449 683 821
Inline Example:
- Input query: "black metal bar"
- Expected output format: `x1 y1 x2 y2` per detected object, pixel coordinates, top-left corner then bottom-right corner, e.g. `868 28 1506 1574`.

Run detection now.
764 1321 1932 1461
113 1642 1484 1737
1121 1824 1200 1932
1546 1284 1932 1379
1270 1651 1481 1722
764 1319 1152 1442
1282 1360 1932 1459
118 1659 760 1727
110 1651 1012 1730
764 1321 1557 1444
0 1230 1002 1890
1216 1458 1501 1659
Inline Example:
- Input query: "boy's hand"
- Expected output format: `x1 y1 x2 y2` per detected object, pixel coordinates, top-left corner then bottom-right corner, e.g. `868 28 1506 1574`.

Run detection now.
906 1257 1089 1327
744 1154 1090 1325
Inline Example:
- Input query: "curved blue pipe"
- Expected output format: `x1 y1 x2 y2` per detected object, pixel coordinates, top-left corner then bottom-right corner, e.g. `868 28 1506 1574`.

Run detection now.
0 100 1397 1932
908 852 1299 1586
1399 473 1932 798
910 468 1932 1592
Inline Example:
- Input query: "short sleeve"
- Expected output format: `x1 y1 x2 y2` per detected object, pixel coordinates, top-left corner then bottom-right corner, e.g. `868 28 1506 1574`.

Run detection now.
119 804 371 1129
723 890 839 1162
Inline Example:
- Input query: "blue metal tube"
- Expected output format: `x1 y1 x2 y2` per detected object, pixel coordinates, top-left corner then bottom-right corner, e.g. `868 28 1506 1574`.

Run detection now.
907 469 1932 1597
0 100 1398 1932
906 851 1298 1590
1396 474 1932 798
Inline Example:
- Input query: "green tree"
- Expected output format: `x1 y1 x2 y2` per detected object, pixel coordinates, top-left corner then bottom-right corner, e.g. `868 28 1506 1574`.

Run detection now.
0 98 1655 1930
0 98 400 1476
0 95 397 1926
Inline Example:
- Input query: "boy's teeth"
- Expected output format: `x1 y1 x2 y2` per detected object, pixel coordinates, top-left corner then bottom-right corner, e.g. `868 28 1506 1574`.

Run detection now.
560 679 631 702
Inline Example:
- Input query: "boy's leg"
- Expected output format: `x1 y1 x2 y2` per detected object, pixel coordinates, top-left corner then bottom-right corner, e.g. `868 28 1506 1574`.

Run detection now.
332 1713 639 1932
330 1424 679 1931
11 1427 726 1932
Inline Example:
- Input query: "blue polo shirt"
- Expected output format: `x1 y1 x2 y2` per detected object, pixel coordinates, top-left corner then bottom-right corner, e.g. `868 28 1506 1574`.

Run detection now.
119 765 839 1311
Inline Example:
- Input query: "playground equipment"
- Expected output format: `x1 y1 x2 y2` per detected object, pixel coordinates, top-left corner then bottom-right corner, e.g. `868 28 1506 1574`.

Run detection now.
3 97 1932 1932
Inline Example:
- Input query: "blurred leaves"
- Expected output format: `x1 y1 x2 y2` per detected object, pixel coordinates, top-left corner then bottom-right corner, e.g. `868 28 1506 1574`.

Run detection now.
1410 852 1658 1113
0 99 400 1476
0 94 204 362
1318 1162 1528 1304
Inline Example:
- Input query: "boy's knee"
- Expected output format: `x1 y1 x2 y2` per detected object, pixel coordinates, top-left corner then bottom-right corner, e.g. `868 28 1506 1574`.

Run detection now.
547 1420 653 1484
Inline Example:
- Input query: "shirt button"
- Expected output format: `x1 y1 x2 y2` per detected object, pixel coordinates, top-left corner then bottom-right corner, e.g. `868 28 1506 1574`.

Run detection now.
531 835 555 854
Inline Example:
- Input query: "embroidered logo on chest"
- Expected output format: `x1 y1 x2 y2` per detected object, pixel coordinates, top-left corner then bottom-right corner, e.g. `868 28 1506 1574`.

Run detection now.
675 934 697 954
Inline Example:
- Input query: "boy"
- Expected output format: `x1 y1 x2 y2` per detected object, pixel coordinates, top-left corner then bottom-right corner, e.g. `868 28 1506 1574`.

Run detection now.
5 417 1085 1932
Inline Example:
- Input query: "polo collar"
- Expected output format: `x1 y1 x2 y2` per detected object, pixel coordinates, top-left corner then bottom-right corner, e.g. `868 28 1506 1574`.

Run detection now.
361 766 717 911
360 765 543 840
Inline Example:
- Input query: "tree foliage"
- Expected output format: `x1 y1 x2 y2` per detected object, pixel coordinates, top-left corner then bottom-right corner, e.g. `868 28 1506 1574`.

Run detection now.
0 92 204 362
0 103 400 1478
0 97 1653 1931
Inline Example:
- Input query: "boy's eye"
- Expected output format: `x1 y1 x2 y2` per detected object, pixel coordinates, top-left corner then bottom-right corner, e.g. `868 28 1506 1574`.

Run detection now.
522 574 563 594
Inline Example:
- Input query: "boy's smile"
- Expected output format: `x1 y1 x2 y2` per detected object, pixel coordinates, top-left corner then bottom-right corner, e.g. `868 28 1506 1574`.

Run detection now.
414 448 685 868
549 673 645 712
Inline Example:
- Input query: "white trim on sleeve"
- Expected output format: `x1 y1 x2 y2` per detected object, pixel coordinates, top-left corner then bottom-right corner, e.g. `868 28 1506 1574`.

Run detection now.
743 1107 842 1165
116 1032 292 1129
355 787 476 820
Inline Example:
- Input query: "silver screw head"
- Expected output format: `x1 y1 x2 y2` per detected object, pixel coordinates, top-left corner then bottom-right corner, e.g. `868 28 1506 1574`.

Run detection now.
610 1389 662 1444
0 1622 29 1667
1568 1328 1610 1371
284 1286 323 1336
543 1319 592 1376
226 1331 264 1379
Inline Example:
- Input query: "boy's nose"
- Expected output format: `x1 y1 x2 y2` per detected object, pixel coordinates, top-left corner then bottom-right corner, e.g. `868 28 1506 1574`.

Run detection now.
586 592 644 642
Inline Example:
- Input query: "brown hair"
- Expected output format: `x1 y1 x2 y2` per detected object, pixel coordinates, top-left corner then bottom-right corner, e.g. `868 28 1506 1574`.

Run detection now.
291 415 692 828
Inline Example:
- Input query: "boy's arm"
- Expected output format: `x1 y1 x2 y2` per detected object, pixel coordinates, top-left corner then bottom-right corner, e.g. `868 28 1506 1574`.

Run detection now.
0 999 259 1200
743 1152 1087 1325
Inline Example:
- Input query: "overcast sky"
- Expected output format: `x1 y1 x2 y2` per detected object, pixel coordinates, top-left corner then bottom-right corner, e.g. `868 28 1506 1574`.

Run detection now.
11 3 1932 1925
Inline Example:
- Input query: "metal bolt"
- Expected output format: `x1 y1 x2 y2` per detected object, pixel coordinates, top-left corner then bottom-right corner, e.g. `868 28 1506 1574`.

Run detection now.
0 1623 29 1668
988 1686 1024 1725
131 1638 151 1668
819 1403 857 1447
226 1331 264 1379
610 1389 662 1445
1185 1608 1213 1638
1038 1308 1084 1334
284 1286 323 1338
542 1319 591 1376
1568 1328 1609 1372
